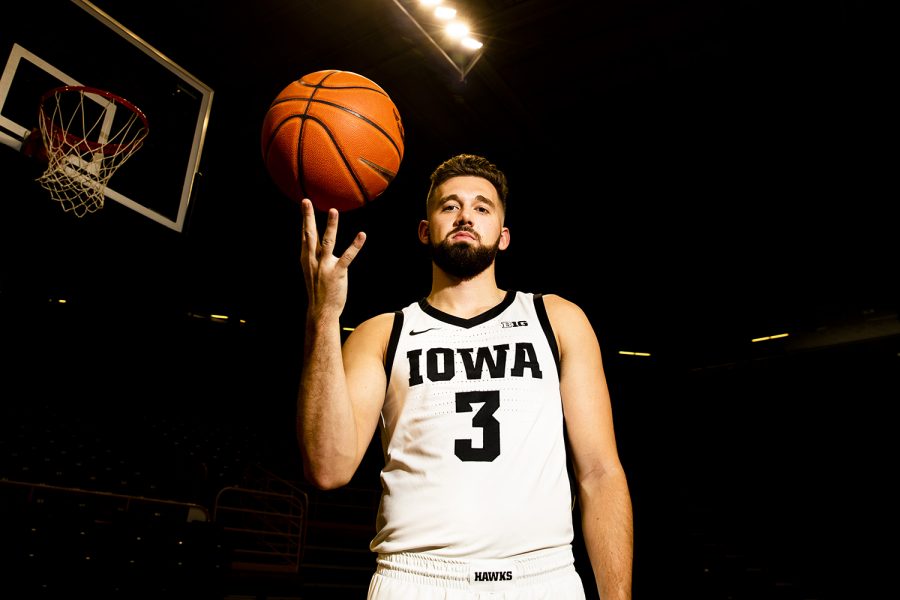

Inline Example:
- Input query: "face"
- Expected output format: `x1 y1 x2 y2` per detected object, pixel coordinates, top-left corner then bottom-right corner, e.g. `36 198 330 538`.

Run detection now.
418 175 510 280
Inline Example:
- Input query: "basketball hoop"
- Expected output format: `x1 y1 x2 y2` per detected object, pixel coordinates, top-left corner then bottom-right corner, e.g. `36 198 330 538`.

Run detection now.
35 85 149 217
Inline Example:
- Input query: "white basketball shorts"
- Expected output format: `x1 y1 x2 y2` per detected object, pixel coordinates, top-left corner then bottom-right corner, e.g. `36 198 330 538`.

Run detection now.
367 546 587 599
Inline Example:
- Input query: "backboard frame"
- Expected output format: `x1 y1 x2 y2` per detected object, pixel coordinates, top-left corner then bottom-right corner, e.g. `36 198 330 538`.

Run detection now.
0 0 213 232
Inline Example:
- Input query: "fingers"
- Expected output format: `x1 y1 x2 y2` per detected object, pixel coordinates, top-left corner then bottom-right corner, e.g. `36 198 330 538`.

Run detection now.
301 199 318 255
319 208 339 252
339 232 367 267
300 200 366 261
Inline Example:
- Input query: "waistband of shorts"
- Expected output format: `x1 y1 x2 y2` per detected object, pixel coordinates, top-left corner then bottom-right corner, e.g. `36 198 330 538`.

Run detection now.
374 545 575 582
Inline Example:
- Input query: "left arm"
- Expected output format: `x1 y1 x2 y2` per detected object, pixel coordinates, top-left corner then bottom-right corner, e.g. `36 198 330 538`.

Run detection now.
546 294 633 600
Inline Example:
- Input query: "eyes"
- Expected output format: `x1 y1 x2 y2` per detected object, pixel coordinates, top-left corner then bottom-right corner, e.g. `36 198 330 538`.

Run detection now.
440 203 492 215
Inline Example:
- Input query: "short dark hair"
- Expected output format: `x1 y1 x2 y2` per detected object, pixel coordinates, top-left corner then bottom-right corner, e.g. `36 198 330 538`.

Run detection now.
425 154 509 214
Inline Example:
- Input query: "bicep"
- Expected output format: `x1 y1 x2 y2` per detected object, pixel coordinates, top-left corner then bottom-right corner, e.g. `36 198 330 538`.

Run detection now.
550 298 623 481
342 314 391 458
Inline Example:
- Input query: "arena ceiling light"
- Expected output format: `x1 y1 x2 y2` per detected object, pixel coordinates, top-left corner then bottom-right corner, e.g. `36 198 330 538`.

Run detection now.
392 0 486 81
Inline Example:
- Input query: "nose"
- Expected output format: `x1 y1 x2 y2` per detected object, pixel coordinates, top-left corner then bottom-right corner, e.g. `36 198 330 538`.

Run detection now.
455 204 474 226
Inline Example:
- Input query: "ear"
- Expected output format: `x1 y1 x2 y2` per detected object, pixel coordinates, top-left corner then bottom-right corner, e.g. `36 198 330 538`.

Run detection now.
498 226 511 251
417 220 430 245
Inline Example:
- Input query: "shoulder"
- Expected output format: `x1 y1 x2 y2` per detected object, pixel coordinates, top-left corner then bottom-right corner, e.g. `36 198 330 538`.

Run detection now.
537 294 600 350
343 311 398 356
348 311 397 339
539 293 591 326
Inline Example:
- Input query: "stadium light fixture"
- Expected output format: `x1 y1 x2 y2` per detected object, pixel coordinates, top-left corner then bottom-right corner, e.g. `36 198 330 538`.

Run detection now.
392 0 486 81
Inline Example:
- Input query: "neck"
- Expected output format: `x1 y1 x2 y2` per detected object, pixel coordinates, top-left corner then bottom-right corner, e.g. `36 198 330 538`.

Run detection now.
427 265 506 319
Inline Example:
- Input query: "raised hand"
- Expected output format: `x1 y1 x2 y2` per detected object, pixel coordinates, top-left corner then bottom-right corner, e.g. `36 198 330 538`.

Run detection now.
300 199 366 321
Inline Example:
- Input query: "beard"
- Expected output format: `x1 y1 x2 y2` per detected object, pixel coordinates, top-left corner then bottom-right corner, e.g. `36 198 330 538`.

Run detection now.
429 229 501 280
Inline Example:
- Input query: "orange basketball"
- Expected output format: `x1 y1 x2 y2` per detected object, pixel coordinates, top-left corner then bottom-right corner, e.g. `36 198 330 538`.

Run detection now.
260 70 405 212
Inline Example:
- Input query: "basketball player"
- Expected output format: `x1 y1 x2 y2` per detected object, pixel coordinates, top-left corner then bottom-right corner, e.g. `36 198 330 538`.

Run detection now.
297 154 633 599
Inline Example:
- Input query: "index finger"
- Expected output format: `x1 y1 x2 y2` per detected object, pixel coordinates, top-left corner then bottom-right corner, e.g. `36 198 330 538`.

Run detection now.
301 199 318 249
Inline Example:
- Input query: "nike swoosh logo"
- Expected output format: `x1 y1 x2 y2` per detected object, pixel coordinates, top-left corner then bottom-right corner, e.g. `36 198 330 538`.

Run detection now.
410 327 440 336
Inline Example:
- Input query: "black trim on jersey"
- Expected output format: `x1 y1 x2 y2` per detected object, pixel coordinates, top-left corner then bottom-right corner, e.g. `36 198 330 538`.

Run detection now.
535 293 577 508
533 293 561 376
417 289 517 328
384 310 404 383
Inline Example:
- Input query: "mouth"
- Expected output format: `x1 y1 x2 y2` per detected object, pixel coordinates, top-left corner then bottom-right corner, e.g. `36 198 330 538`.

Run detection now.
450 228 477 241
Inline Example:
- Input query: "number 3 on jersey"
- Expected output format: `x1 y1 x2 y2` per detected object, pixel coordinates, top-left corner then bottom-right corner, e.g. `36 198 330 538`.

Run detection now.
455 390 501 462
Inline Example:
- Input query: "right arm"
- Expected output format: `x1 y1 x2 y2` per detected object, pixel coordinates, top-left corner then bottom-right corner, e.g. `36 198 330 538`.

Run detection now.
296 200 388 489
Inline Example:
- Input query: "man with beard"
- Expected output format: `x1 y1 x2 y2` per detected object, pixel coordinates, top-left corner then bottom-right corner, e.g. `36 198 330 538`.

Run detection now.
297 154 633 599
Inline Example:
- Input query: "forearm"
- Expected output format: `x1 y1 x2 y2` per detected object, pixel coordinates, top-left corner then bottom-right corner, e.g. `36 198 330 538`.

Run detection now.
579 468 634 600
297 313 359 489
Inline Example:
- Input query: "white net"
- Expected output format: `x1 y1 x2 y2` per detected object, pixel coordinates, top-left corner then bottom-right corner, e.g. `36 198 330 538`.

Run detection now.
37 86 149 217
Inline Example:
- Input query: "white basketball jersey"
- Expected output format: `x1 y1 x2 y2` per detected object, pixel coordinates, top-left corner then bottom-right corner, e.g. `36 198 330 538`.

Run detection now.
370 291 575 558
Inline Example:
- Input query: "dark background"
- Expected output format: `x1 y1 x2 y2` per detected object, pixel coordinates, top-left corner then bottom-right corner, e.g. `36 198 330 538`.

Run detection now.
1 1 895 598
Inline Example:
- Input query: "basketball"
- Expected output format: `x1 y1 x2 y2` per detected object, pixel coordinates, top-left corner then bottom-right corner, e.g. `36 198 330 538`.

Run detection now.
260 70 405 212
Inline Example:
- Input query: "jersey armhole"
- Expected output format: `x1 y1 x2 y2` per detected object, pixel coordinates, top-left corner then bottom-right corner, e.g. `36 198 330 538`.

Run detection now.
535 293 579 512
533 293 561 375
384 310 404 385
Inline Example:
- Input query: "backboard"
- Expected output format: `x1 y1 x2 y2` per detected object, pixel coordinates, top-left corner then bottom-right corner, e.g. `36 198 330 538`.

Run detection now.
0 0 213 232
